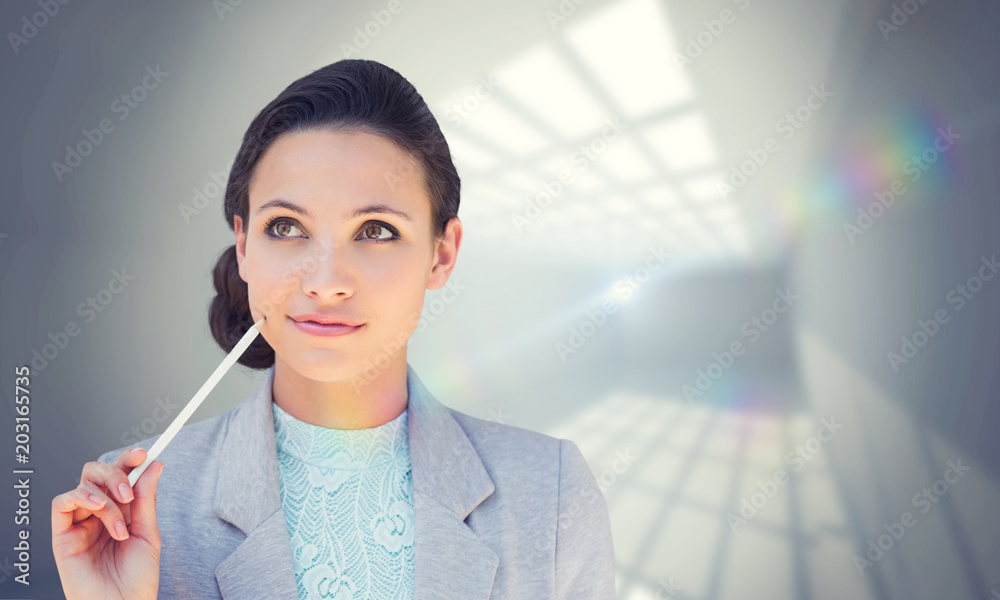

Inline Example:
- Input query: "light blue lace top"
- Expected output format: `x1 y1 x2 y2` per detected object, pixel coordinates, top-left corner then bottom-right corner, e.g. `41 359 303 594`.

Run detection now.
272 401 415 600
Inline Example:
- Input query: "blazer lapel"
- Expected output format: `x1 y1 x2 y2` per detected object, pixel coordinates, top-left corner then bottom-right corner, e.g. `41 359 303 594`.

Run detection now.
213 364 299 599
212 363 498 600
407 363 499 600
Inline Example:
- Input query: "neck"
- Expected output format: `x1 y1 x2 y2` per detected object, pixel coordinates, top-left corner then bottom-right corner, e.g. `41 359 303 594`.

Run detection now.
271 352 409 430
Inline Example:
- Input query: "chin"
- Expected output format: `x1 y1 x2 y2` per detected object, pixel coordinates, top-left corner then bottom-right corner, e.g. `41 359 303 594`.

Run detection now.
281 350 366 383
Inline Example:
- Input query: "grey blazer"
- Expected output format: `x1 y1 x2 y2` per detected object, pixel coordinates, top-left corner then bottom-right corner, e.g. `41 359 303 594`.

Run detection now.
97 363 617 599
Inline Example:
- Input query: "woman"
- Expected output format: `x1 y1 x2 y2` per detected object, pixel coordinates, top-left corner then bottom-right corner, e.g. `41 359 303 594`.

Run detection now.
51 59 616 600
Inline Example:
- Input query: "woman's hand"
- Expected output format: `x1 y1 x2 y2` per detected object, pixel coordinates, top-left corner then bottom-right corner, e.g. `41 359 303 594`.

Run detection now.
52 448 164 600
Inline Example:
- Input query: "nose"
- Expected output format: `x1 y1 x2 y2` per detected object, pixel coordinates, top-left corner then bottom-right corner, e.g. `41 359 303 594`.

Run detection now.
295 238 356 301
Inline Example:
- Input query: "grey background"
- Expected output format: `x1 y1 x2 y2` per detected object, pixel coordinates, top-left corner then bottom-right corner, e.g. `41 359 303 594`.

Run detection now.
2 0 998 598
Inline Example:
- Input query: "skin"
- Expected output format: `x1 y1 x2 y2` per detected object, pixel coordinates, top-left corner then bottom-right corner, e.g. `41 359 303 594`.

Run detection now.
52 127 462 598
52 449 164 600
236 128 462 429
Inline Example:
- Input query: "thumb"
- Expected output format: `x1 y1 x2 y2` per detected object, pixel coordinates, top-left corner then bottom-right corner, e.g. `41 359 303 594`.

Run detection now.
128 461 164 543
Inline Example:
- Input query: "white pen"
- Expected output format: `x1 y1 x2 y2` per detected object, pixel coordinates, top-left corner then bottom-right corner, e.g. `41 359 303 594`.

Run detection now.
127 316 266 486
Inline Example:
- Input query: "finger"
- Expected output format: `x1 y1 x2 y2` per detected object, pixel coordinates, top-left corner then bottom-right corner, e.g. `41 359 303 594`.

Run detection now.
53 491 97 556
113 447 147 471
72 485 108 513
77 481 130 540
81 459 136 505
113 450 147 522
114 448 146 510
112 449 146 518
128 461 163 543
52 486 128 553
53 489 101 536
112 448 147 502
63 488 111 548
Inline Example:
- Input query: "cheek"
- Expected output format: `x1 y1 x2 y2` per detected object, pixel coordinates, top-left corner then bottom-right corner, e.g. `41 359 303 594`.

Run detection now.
369 252 425 291
360 246 423 286
245 253 297 315
377 268 428 330
359 255 427 322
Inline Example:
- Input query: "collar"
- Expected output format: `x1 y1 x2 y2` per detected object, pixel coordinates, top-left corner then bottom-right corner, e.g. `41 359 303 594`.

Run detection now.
211 362 499 600
272 399 408 470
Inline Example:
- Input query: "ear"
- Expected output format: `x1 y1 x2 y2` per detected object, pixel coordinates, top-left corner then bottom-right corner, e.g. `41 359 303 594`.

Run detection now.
233 215 249 283
427 217 463 291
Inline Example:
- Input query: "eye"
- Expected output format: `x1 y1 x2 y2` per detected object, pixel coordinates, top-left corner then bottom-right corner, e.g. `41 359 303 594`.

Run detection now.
264 216 304 238
358 221 400 243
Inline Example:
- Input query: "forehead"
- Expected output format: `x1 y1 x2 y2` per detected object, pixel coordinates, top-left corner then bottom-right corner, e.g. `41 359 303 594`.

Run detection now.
248 128 429 218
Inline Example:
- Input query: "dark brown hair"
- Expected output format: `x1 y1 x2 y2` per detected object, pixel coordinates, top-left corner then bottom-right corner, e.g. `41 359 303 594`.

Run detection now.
209 59 461 368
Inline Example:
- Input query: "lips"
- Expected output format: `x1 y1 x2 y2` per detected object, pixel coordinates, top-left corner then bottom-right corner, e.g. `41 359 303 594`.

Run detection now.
290 313 364 327
292 319 363 338
289 313 365 338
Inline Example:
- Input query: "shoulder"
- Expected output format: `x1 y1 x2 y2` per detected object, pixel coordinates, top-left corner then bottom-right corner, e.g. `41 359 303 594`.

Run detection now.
447 408 563 482
449 408 559 454
447 407 610 530
447 407 617 595
447 407 595 483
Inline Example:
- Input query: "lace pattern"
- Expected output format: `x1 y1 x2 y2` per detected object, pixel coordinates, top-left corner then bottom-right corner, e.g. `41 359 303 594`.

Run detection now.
273 402 415 599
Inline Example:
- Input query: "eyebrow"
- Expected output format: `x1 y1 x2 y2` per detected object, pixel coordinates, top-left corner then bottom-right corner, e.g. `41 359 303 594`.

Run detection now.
255 199 412 222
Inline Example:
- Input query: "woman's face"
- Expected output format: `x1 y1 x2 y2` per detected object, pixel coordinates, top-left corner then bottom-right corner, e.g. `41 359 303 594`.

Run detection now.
233 128 460 383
